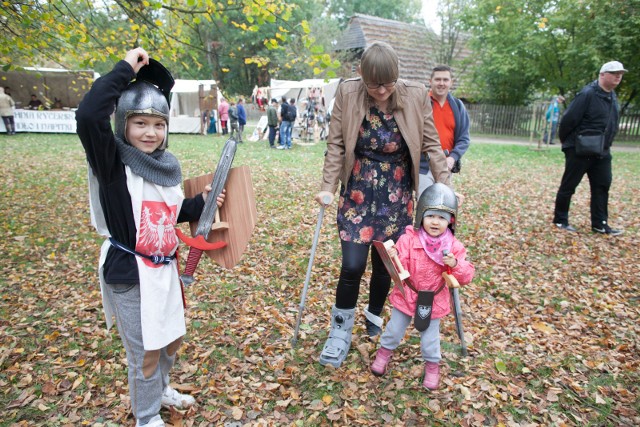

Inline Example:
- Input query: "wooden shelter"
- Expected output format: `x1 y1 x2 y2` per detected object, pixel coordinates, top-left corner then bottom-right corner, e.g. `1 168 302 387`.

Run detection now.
334 14 439 83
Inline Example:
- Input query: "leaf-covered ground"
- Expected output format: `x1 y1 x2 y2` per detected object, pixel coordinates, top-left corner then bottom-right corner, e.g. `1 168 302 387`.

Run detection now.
1 134 638 426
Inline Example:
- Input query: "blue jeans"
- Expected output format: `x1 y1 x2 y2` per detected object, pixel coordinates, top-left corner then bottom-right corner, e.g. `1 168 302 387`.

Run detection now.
280 120 292 148
268 125 277 146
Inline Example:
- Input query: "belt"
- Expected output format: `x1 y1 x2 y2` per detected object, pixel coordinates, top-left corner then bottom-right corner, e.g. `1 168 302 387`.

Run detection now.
109 238 176 265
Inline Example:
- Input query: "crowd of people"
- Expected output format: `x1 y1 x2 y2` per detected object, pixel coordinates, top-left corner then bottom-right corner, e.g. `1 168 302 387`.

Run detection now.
215 93 327 148
71 42 627 426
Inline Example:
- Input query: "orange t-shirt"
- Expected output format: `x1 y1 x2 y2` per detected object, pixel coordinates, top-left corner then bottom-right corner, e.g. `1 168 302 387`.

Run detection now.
430 93 455 153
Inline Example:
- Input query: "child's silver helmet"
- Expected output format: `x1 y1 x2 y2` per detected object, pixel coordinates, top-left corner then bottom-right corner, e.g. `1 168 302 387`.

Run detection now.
114 81 170 149
414 183 458 233
114 58 174 149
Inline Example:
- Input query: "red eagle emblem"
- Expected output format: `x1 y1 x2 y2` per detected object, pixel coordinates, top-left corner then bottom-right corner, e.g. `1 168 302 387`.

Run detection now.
136 201 178 268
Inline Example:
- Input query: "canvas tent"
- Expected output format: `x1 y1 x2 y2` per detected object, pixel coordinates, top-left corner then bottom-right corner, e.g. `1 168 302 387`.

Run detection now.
0 67 98 109
269 78 340 110
169 79 220 133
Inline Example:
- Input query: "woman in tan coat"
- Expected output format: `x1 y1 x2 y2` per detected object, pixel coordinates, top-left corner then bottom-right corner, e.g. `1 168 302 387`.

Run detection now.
0 87 16 135
315 42 451 368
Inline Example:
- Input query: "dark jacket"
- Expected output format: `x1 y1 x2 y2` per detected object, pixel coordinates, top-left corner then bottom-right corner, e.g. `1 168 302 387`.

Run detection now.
559 80 619 151
237 103 247 125
419 92 471 174
267 105 278 127
228 105 238 123
76 61 204 285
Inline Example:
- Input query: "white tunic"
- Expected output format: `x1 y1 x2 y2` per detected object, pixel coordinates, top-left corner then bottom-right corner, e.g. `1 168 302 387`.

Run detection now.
89 165 186 351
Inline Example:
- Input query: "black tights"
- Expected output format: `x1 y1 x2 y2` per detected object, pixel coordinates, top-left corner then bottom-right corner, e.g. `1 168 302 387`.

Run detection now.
335 240 391 316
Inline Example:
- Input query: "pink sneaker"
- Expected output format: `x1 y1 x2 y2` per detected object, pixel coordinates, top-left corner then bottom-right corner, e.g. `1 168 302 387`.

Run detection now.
423 361 440 390
370 347 393 376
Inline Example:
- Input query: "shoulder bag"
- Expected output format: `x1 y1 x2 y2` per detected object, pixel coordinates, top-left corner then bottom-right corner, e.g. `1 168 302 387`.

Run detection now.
575 96 614 157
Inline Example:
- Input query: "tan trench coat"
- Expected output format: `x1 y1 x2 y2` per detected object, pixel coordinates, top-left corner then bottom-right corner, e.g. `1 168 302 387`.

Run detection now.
320 78 450 196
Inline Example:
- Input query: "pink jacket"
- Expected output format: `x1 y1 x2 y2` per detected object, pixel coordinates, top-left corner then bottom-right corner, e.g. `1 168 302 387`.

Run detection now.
218 101 229 121
389 226 475 319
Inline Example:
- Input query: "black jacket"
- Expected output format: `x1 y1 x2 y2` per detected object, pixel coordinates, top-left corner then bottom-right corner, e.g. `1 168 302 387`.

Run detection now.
558 80 619 150
76 61 205 285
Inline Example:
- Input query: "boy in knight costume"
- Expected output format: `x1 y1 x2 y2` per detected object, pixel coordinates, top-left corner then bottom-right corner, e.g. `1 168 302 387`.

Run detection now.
370 184 474 390
77 47 224 427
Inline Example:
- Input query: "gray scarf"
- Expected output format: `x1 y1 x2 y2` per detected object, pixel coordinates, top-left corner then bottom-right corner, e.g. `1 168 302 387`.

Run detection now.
115 136 181 186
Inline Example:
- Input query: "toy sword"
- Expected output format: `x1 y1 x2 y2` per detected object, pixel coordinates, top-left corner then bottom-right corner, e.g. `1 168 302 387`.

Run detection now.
176 137 237 284
442 249 467 356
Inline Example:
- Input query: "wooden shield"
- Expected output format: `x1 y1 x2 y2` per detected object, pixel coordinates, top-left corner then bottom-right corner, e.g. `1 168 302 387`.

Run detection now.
372 240 409 298
183 166 257 269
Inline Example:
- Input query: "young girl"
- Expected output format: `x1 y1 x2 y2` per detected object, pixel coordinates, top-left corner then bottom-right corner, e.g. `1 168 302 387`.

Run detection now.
77 47 224 426
370 183 474 390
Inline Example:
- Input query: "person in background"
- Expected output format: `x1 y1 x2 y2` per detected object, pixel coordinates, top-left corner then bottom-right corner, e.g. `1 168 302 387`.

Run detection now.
237 97 246 143
228 99 239 141
28 94 43 110
544 95 565 145
0 87 16 135
314 41 451 369
218 97 229 135
553 61 627 236
419 65 470 196
266 98 279 148
278 95 292 149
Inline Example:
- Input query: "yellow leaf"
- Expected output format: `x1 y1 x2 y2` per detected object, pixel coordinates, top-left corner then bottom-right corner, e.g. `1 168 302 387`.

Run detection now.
532 322 554 334
72 375 84 390
322 395 333 405
231 407 243 420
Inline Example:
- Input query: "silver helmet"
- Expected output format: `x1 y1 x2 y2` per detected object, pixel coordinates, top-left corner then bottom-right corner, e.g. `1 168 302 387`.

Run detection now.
414 183 458 233
114 80 171 149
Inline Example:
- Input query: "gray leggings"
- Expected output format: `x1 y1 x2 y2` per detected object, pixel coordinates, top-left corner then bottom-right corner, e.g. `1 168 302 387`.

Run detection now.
107 283 182 424
380 307 441 363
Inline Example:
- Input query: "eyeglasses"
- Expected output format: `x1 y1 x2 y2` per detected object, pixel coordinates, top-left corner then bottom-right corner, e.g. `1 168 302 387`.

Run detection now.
365 80 397 90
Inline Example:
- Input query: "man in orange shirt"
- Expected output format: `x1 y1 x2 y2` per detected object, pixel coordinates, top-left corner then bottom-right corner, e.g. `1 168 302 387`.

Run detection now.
419 65 471 197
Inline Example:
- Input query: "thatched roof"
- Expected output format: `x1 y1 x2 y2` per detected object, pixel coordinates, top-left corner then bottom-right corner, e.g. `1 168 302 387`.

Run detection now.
335 14 438 83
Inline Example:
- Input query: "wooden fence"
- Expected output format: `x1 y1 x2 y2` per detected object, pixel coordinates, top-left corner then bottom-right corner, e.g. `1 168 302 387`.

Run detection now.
466 103 640 141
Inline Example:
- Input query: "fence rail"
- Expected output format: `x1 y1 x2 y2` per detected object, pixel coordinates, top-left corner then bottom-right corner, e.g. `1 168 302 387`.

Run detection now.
466 103 640 141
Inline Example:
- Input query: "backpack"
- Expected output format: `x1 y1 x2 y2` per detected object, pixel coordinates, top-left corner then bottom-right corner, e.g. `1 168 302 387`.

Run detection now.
285 104 297 122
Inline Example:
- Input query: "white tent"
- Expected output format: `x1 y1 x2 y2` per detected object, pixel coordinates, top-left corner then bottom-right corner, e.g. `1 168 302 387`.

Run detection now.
269 78 340 109
169 79 219 133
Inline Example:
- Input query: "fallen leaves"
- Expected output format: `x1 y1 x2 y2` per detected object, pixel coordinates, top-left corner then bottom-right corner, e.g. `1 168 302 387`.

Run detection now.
1 136 639 425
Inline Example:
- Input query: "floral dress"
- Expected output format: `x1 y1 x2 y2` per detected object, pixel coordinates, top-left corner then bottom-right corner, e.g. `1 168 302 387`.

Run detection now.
337 106 413 244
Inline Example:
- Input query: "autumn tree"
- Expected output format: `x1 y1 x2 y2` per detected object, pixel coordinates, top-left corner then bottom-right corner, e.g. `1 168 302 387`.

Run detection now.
0 0 339 93
325 0 423 27
459 0 640 106
189 0 341 95
434 0 470 67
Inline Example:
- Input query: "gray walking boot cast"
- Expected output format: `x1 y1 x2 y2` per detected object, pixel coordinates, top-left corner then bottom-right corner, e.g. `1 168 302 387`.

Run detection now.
319 305 355 368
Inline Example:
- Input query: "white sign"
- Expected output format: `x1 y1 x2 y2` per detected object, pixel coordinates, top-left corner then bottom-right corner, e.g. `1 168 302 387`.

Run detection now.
0 109 77 133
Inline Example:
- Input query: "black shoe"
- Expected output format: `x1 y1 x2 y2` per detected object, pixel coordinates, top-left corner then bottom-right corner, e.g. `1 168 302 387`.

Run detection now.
592 223 623 236
555 223 577 232
365 319 382 337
